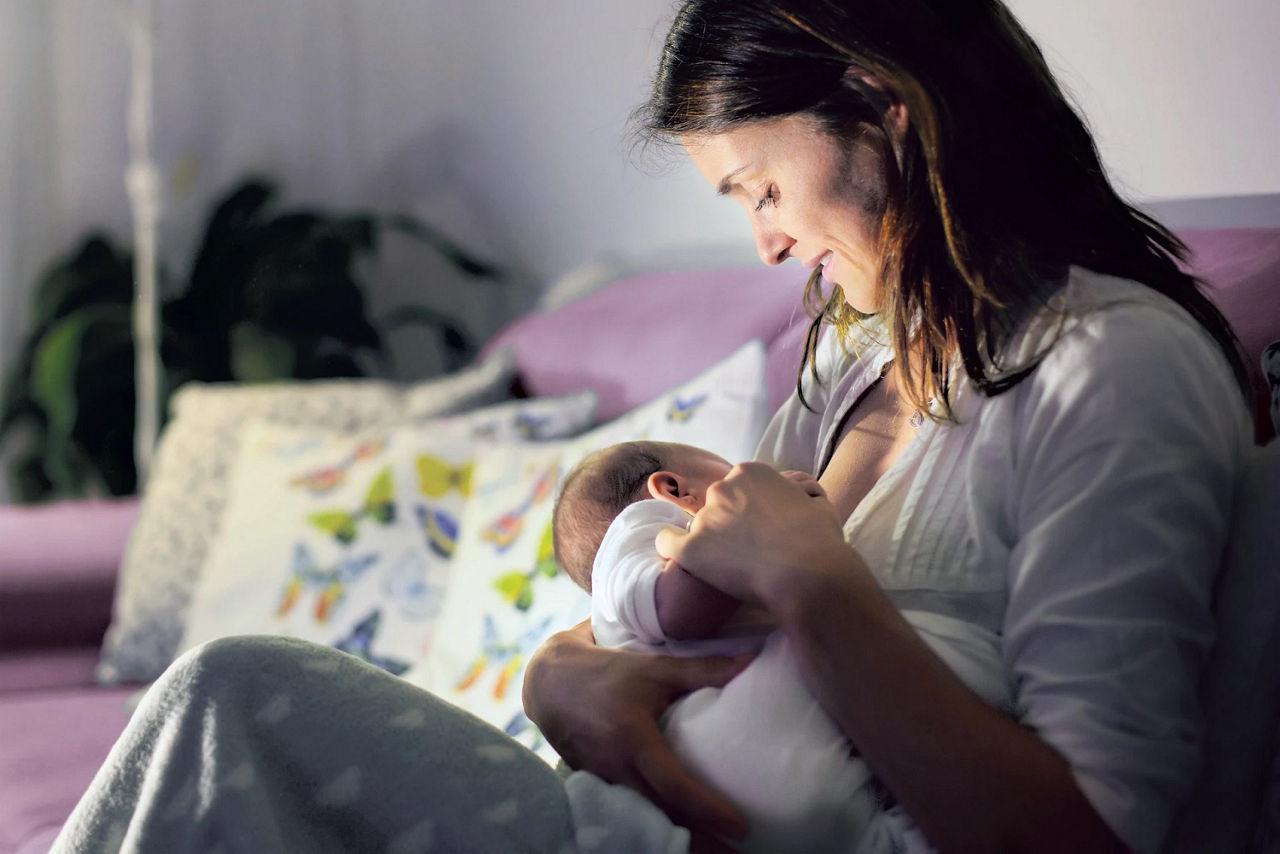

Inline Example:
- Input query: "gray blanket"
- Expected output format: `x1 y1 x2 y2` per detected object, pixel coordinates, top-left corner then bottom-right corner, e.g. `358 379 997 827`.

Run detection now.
52 636 686 853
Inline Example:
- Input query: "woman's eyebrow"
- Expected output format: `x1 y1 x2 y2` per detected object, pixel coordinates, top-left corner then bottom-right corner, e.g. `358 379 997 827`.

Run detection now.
717 166 749 196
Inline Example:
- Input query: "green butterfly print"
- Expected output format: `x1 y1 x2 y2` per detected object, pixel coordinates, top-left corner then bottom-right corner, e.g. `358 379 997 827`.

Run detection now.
308 466 396 544
492 521 560 612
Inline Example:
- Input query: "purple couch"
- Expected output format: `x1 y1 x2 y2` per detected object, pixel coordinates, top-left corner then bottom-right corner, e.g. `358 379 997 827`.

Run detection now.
2 230 1277 853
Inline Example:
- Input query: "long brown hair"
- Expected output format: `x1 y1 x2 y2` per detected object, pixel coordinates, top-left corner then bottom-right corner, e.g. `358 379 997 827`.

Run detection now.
636 0 1248 417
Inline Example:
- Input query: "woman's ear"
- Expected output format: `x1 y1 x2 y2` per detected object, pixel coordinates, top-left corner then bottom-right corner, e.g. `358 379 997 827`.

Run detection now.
843 66 909 143
647 471 692 508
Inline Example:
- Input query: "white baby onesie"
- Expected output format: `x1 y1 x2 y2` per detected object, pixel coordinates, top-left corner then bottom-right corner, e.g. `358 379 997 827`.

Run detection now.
591 498 1013 853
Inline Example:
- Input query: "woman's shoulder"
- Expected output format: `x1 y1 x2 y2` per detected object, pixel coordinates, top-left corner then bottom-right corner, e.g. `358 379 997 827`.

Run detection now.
1007 266 1250 444
1019 267 1234 381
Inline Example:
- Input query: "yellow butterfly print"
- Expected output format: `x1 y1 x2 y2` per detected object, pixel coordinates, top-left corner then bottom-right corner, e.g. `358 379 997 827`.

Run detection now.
417 455 473 499
308 466 396 544
492 522 561 612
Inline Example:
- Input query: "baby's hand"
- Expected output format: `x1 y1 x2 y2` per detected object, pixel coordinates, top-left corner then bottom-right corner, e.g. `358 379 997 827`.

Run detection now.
779 470 826 499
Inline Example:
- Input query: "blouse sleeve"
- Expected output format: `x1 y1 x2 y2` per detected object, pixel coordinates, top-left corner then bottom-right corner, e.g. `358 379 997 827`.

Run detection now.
1001 296 1249 853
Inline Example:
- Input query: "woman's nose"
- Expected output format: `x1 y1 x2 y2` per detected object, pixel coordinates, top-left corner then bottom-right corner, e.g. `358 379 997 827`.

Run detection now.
753 221 795 266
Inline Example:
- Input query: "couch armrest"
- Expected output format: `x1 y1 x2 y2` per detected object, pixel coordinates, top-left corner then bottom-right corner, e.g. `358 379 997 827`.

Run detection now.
0 499 139 650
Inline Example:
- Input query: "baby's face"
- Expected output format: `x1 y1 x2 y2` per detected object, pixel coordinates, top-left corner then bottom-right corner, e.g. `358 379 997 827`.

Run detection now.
653 443 734 512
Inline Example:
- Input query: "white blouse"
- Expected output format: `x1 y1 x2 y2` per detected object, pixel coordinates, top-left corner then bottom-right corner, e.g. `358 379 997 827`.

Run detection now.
754 267 1251 853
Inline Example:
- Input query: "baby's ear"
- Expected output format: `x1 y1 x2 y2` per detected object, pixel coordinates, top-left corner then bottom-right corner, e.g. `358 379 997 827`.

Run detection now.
647 471 684 504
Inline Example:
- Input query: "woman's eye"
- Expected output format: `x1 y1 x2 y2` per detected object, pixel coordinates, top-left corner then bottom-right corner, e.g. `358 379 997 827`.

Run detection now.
754 186 778 213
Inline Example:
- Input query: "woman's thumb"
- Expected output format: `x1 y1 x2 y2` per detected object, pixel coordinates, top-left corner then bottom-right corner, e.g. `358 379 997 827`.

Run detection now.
665 651 755 693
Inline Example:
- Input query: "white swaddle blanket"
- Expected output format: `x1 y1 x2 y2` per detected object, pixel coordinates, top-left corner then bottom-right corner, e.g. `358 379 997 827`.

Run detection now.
591 499 1013 853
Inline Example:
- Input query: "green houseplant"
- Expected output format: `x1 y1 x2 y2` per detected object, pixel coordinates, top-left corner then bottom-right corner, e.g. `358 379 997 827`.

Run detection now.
0 176 502 502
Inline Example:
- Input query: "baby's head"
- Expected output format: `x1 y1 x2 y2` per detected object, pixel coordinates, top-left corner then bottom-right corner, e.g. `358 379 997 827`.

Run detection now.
552 440 732 591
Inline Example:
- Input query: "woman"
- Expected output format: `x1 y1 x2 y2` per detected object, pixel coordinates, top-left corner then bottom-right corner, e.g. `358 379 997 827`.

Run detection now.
55 1 1250 852
523 0 1250 851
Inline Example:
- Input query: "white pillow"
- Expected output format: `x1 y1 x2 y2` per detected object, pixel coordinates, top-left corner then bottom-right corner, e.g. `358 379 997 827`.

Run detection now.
408 341 771 763
97 351 517 685
176 393 598 674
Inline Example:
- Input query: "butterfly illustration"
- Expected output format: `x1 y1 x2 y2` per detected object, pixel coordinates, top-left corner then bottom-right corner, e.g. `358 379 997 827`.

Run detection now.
332 609 411 676
492 522 560 612
277 543 379 623
417 454 473 499
503 709 545 753
514 412 551 440
415 504 459 559
262 434 324 460
480 466 556 553
382 547 446 621
455 614 553 700
290 438 386 495
666 393 709 422
307 466 396 544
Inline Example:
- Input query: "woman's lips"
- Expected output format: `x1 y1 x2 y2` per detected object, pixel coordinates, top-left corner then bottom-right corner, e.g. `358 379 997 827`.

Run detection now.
804 251 834 270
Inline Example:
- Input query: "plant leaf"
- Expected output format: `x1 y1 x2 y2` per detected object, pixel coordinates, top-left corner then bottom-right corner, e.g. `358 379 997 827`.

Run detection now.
385 213 503 279
30 305 132 440
229 322 296 381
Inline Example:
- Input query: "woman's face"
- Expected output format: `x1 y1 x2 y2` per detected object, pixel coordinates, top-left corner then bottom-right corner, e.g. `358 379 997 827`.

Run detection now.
684 115 888 312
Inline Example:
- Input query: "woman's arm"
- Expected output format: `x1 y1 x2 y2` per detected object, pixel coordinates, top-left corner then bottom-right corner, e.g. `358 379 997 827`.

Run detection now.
778 548 1129 852
656 462 1129 852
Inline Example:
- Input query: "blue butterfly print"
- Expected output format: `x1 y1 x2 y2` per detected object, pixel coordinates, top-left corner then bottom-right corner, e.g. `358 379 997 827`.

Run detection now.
415 504 459 559
382 547 446 621
277 543 379 623
666 393 709 422
332 609 411 676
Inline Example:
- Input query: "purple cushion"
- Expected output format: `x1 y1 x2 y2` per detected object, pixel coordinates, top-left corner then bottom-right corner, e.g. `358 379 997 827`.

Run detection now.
0 499 139 649
485 266 811 421
1180 228 1280 443
0 647 101 695
0 687 135 853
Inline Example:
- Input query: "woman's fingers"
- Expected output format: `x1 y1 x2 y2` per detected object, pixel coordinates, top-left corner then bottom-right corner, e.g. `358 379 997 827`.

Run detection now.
780 469 828 499
660 648 755 693
632 734 748 841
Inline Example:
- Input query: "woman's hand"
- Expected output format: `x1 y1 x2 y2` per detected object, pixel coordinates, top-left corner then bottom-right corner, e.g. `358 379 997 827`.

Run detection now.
656 462 854 610
522 620 751 848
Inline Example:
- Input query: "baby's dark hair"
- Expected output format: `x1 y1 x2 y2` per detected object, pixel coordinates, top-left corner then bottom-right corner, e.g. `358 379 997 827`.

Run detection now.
553 441 671 591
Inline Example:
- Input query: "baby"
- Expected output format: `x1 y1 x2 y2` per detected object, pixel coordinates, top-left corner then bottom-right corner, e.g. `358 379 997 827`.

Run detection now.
553 440 1014 853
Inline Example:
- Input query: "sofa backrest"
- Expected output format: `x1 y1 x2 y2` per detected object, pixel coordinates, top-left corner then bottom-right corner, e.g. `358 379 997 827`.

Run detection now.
487 228 1280 441
484 264 811 422
1181 228 1280 443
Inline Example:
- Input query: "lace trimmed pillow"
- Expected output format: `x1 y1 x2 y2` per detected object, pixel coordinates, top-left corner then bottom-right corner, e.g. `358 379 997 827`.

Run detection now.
96 350 516 684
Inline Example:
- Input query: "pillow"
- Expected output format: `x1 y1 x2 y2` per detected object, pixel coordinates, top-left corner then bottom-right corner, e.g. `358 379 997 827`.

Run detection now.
96 350 517 685
407 341 771 763
484 266 807 422
175 393 598 676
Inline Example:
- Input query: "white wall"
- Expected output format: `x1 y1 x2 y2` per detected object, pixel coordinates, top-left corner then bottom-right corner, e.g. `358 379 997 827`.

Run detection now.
1005 0 1280 201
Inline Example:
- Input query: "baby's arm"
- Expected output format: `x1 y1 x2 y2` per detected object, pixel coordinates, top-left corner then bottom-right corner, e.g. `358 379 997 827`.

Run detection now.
653 558 741 640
